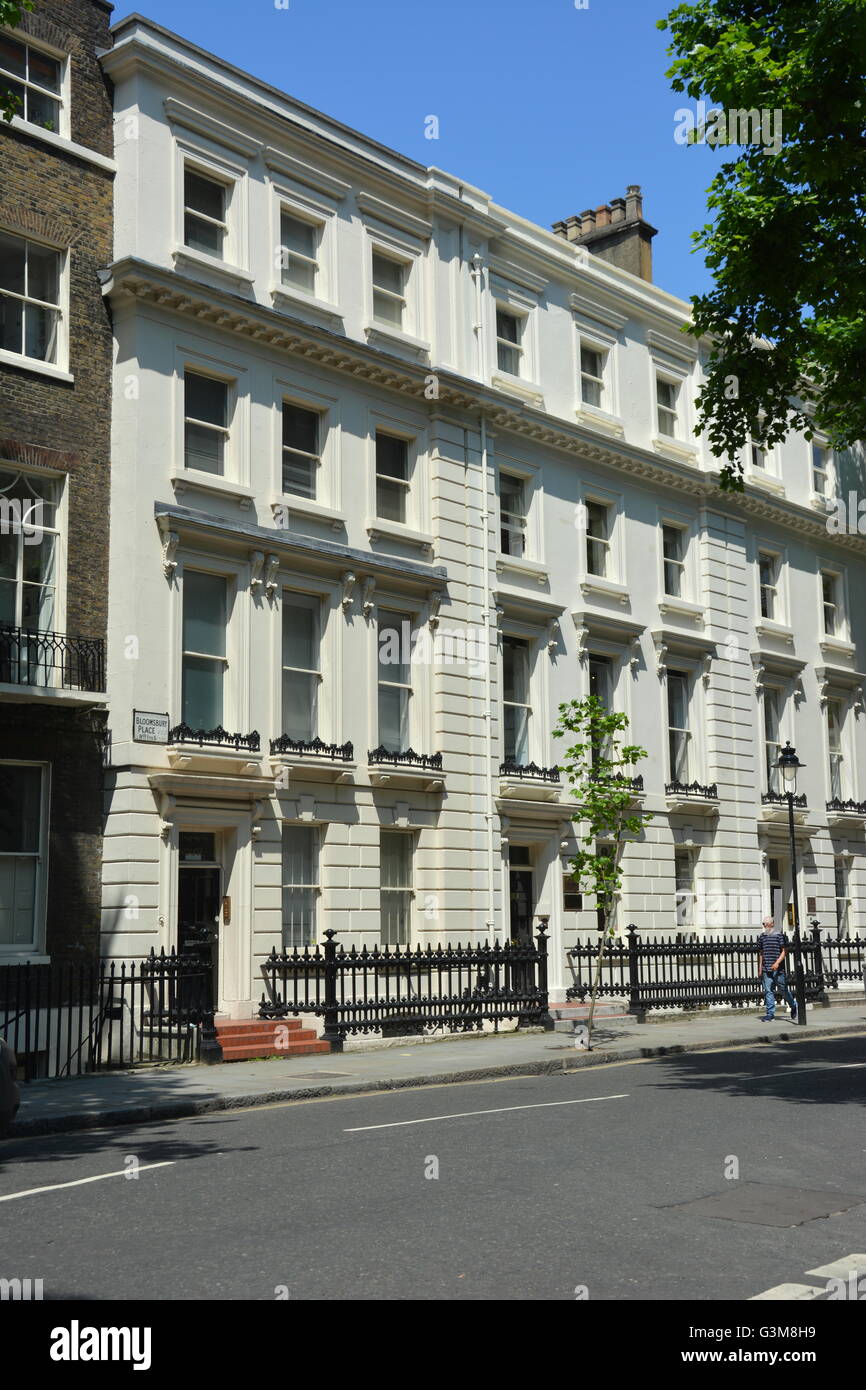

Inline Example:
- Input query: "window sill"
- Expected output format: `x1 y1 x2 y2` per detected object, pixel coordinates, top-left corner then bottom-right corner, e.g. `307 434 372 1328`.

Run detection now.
0 952 50 966
0 348 72 383
574 405 624 438
8 115 115 172
819 636 856 661
810 492 836 513
651 437 700 466
755 619 794 646
171 471 256 508
271 497 347 532
496 554 549 587
172 247 256 289
491 372 544 406
367 518 435 558
364 323 430 362
658 596 705 624
579 575 630 605
749 470 785 496
272 286 344 331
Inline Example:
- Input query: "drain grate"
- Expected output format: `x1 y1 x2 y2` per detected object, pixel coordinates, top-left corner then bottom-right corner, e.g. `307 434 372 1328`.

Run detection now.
664 1182 866 1228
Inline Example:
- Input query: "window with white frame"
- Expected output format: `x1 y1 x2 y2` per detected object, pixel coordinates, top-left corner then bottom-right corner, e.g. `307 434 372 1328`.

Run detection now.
758 551 779 620
589 655 613 769
749 440 766 470
763 686 783 793
281 824 318 948
580 345 605 409
279 210 320 296
812 443 832 498
380 830 413 945
375 431 410 523
502 636 531 765
281 594 320 743
827 697 846 801
372 250 407 329
674 847 695 935
182 571 228 729
667 670 691 783
282 402 321 499
496 307 523 377
834 857 850 937
0 761 44 949
585 500 612 578
656 376 679 437
184 371 230 475
821 569 841 636
183 167 228 258
377 609 411 752
0 33 63 132
499 474 527 557
662 524 687 598
0 468 60 634
0 231 62 365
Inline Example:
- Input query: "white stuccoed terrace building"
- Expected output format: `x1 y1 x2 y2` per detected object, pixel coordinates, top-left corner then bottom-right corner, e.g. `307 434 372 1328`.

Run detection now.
99 15 866 1018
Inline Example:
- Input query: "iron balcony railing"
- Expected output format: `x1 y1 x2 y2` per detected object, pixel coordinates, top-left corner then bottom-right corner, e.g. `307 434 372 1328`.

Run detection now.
270 734 353 760
587 771 644 792
168 724 261 752
0 624 105 693
499 761 561 783
666 779 719 799
762 790 807 808
826 797 866 815
368 747 443 772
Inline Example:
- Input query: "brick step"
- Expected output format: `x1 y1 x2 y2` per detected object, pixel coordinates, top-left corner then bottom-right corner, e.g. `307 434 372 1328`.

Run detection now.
215 1025 319 1042
214 1018 306 1034
218 1039 331 1061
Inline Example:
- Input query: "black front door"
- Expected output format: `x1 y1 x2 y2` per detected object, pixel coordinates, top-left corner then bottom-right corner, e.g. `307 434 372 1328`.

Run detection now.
509 869 534 944
177 857 220 1013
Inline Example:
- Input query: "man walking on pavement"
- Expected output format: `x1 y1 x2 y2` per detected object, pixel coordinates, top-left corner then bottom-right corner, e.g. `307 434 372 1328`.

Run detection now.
758 915 798 1022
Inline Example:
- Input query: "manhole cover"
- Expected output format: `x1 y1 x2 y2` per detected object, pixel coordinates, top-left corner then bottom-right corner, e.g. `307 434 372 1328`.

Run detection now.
665 1183 866 1228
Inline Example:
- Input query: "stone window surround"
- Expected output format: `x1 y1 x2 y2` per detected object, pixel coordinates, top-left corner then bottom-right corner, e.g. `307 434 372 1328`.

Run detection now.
269 176 342 320
272 369 340 518
172 135 251 284
173 556 245 735
172 343 250 501
0 21 71 141
0 218 71 379
0 758 50 959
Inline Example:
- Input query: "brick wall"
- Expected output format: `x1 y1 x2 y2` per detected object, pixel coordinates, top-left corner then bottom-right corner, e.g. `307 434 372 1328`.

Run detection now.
0 0 114 961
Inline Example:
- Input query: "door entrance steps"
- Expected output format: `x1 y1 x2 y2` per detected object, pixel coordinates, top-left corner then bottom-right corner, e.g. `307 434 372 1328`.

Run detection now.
213 1018 330 1062
551 1000 632 1032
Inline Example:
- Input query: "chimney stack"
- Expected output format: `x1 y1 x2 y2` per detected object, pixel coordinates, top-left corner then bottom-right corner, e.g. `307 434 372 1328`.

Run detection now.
553 185 657 283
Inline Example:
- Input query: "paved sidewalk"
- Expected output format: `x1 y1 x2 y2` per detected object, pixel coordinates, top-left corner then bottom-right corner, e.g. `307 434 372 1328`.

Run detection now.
5 1000 865 1139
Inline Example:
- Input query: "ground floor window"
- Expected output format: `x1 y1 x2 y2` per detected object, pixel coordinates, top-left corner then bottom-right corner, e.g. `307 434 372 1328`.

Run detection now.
281 824 318 948
380 831 412 946
0 761 44 950
834 857 850 938
674 848 695 938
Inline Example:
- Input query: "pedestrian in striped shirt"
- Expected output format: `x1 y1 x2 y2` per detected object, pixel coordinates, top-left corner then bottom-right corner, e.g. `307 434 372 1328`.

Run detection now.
757 916 798 1022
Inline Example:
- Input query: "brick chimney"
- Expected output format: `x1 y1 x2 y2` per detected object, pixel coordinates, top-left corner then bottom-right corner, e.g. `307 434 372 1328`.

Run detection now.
553 185 657 283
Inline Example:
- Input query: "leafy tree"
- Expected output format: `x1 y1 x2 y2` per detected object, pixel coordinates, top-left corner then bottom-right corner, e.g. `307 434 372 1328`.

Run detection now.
554 698 652 1050
1 2 35 124
659 0 866 489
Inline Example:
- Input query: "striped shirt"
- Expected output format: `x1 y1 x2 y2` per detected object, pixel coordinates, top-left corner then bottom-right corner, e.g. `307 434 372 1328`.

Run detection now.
760 931 787 969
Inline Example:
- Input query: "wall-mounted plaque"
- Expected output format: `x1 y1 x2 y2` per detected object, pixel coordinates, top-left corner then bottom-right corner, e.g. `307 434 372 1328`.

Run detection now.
133 709 170 744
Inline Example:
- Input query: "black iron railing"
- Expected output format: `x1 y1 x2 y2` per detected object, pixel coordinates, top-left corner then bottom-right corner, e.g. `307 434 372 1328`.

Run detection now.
588 771 644 791
567 923 864 1015
0 625 105 693
499 761 561 782
0 951 218 1083
666 780 718 799
368 747 443 772
168 724 260 752
762 790 807 807
270 735 353 760
826 797 866 815
259 928 551 1046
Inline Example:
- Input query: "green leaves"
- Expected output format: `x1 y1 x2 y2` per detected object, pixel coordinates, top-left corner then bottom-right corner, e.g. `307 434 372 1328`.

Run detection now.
1 2 35 125
660 0 866 483
553 697 652 916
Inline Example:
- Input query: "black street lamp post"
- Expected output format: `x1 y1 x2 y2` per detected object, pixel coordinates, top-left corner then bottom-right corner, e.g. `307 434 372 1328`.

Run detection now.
777 741 807 1027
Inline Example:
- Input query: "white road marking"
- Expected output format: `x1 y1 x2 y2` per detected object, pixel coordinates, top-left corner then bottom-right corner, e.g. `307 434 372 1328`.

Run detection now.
0 1161 175 1203
805 1254 866 1279
749 1283 826 1301
344 1093 629 1131
742 1062 866 1082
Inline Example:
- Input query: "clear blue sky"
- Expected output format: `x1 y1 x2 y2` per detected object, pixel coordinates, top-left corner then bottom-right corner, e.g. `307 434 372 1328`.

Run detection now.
114 0 723 304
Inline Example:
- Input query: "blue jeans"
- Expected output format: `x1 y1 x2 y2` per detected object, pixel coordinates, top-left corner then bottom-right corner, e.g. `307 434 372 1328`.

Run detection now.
762 970 797 1018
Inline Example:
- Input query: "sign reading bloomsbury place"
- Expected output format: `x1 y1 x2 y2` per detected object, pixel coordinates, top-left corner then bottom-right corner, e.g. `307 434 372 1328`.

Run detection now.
133 710 170 744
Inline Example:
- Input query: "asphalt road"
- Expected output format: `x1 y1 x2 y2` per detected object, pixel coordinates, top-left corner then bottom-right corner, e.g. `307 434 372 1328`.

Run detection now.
1 1033 864 1301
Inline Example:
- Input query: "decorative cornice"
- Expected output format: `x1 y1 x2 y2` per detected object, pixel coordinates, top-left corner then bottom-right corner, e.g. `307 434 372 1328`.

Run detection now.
164 97 264 158
357 190 433 240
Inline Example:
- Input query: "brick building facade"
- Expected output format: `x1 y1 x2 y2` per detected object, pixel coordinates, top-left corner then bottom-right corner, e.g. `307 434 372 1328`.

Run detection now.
0 0 113 963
